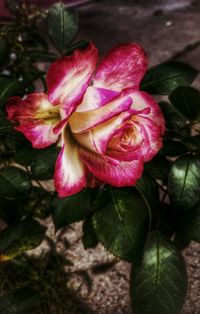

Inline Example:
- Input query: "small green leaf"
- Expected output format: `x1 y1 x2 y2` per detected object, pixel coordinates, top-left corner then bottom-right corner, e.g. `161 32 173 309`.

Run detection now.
31 146 60 180
0 78 24 107
144 154 170 184
48 3 78 52
0 287 41 314
169 86 200 121
0 167 31 199
168 154 200 211
0 218 46 261
25 50 57 62
130 231 188 314
160 139 188 157
159 101 187 131
52 189 93 230
92 187 149 262
0 117 25 141
141 61 198 95
82 217 98 249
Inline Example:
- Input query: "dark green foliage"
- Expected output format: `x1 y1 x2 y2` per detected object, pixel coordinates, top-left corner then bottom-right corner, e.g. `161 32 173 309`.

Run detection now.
48 3 79 53
52 189 94 231
0 167 32 198
0 287 41 314
0 218 46 261
92 187 150 262
141 61 198 94
130 232 188 314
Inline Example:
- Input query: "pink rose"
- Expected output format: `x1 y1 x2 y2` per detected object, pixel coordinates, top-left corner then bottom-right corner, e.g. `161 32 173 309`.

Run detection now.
6 42 165 197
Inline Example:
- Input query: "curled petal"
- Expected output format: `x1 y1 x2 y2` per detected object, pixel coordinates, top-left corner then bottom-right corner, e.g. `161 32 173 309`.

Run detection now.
128 90 165 132
47 42 98 118
54 128 87 197
106 122 145 161
69 94 132 133
80 148 143 187
76 86 119 112
6 93 60 148
73 111 132 154
137 117 164 162
94 43 147 91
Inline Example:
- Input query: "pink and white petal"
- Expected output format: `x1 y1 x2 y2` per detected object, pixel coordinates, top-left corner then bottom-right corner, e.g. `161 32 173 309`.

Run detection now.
69 94 132 133
6 93 60 149
76 86 119 112
80 148 144 187
106 122 146 161
54 128 87 197
93 43 147 91
137 117 163 162
47 42 98 117
73 111 132 154
128 90 165 133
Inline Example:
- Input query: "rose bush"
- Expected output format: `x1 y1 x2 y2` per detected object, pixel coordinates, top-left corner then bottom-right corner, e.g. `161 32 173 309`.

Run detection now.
6 42 165 197
1 1 200 313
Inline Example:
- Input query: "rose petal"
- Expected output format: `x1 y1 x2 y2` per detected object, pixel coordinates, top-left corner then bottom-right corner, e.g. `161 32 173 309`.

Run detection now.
69 94 132 133
54 128 87 197
137 117 164 162
76 86 119 112
80 148 143 187
73 111 132 154
94 43 147 91
128 90 165 133
6 93 60 148
47 42 98 118
106 121 146 161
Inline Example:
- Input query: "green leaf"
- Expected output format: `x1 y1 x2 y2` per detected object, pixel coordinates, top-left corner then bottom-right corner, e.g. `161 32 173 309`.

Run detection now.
0 78 24 107
82 217 98 249
25 50 57 62
52 189 93 231
168 154 200 211
0 287 41 314
0 218 46 261
159 101 187 131
31 146 60 180
141 61 198 95
169 86 200 121
48 3 78 52
0 167 32 199
0 117 25 141
144 154 170 184
160 139 188 157
92 187 149 262
136 173 159 229
130 231 188 314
